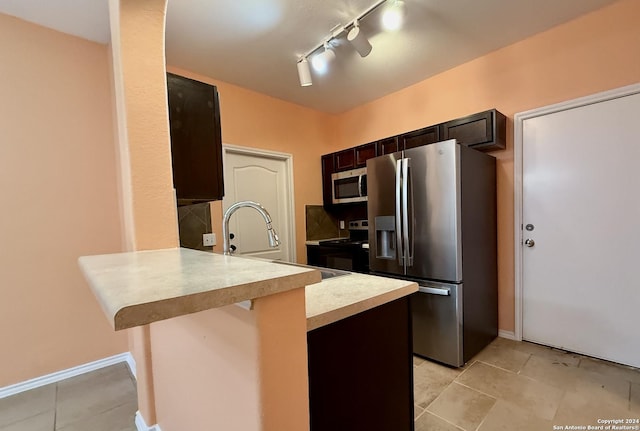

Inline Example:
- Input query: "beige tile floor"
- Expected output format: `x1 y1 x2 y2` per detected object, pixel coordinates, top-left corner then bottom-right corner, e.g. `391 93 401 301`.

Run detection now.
0 363 137 431
2 339 639 431
414 338 640 431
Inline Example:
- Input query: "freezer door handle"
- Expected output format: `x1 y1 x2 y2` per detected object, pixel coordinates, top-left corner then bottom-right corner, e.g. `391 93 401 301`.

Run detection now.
418 286 451 296
395 159 404 266
402 158 413 266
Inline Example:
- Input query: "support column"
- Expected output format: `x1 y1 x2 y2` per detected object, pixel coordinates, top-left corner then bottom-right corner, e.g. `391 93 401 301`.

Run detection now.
108 0 177 424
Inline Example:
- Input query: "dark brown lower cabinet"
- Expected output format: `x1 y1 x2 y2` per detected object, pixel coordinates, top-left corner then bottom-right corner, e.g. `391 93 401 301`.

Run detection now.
307 297 414 431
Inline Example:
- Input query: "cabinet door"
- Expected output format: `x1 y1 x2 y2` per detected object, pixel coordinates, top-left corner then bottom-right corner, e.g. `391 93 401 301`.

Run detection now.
321 154 335 206
355 142 377 167
335 148 355 171
399 125 440 150
377 137 400 155
440 109 506 151
167 73 224 203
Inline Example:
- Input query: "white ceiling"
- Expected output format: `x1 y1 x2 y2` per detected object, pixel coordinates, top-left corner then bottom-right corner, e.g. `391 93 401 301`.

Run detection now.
0 0 620 113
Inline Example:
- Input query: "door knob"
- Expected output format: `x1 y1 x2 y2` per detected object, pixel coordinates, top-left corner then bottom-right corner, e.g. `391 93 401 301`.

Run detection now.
524 239 535 247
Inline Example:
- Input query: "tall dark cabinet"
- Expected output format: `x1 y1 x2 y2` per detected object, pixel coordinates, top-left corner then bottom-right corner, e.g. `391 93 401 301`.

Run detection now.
167 73 224 205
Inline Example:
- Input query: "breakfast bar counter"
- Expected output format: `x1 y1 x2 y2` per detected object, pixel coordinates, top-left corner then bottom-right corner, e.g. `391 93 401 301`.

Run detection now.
79 247 417 331
78 247 321 330
79 247 418 431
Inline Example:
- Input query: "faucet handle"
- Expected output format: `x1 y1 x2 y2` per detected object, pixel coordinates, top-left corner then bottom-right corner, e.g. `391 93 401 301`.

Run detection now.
230 233 235 240
230 244 237 253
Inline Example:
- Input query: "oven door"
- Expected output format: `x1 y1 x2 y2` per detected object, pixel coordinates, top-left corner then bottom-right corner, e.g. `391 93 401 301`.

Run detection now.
307 244 369 273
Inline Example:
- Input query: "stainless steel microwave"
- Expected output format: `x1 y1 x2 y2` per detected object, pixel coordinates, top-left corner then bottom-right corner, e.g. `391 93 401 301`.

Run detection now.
331 167 367 204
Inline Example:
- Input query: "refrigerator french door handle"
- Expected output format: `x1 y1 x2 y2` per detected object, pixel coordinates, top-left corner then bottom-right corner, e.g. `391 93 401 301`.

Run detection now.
395 159 404 266
402 158 413 266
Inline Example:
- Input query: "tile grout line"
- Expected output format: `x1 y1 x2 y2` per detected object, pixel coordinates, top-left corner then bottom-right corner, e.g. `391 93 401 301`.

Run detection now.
474 359 520 375
414 404 427 421
472 400 500 431
516 353 533 375
455 360 477 380
425 409 467 431
425 379 498 431
424 379 456 411
453 381 499 401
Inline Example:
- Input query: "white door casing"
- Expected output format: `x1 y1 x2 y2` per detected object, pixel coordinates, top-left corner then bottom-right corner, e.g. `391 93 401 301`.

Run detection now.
514 83 640 367
222 144 295 262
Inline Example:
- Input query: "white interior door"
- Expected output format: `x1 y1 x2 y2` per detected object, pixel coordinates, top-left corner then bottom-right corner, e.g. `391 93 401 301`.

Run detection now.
521 91 640 367
222 145 295 262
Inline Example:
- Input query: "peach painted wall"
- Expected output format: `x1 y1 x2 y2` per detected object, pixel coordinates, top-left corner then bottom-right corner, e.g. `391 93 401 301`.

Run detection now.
0 13 127 386
166 66 338 263
334 0 640 332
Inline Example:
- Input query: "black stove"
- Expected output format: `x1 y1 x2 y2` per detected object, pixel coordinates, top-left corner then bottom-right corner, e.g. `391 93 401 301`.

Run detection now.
307 220 370 273
319 238 367 247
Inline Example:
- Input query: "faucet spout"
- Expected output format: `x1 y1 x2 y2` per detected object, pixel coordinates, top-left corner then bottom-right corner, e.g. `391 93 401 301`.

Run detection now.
222 201 281 255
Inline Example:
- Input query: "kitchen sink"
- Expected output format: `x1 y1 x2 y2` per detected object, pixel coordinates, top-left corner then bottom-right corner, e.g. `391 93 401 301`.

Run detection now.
271 260 350 280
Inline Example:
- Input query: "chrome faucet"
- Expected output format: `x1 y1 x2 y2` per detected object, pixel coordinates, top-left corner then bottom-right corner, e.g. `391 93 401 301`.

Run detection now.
222 201 280 255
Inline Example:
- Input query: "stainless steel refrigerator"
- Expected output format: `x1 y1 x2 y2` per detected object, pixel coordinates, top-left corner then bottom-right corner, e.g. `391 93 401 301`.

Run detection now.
367 139 497 367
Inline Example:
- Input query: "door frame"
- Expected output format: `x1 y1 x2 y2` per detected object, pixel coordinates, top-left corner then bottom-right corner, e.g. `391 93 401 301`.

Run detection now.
513 82 640 341
222 144 297 262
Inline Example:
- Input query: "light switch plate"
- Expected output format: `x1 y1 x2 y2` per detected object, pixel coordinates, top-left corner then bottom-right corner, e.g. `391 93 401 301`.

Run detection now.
203 233 216 246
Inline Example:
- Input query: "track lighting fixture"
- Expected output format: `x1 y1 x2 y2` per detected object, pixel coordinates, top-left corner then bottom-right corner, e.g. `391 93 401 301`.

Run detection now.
295 0 407 87
297 57 312 86
312 43 336 74
347 20 372 58
381 0 406 31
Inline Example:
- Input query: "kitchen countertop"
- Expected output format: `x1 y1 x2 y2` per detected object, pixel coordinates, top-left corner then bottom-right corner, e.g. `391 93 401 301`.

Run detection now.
305 271 417 331
78 248 321 330
79 247 417 332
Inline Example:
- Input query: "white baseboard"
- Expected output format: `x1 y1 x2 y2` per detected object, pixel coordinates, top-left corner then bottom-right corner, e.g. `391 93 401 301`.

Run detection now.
135 411 162 431
0 352 135 399
498 329 517 340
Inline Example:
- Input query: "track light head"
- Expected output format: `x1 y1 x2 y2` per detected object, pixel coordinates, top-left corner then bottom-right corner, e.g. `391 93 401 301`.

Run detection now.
382 0 406 31
311 43 335 74
347 20 372 58
297 58 312 87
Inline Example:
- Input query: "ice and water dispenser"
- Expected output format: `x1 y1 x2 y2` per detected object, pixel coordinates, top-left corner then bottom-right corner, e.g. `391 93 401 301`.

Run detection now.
375 216 396 259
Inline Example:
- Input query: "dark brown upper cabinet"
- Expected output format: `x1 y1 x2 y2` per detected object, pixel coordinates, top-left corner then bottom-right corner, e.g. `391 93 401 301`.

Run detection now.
320 108 506 206
321 154 335 207
167 73 224 205
377 137 400 156
440 109 506 151
399 125 440 150
335 148 356 171
355 142 377 168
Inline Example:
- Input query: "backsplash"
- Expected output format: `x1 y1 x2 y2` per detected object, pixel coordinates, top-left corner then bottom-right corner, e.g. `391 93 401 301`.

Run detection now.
177 202 212 251
305 204 369 240
305 205 342 240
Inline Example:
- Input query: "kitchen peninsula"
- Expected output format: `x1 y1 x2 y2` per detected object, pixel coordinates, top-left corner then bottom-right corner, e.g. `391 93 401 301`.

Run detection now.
79 248 418 431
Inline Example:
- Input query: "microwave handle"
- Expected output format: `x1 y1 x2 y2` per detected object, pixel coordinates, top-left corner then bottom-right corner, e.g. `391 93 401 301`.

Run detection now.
358 174 363 197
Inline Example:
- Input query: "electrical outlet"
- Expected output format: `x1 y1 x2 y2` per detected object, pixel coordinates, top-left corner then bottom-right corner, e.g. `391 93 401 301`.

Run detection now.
339 220 345 229
203 233 216 247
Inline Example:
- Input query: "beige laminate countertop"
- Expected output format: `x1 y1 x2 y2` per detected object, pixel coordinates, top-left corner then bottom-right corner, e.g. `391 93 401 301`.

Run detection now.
79 247 418 333
305 272 417 331
78 248 321 330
